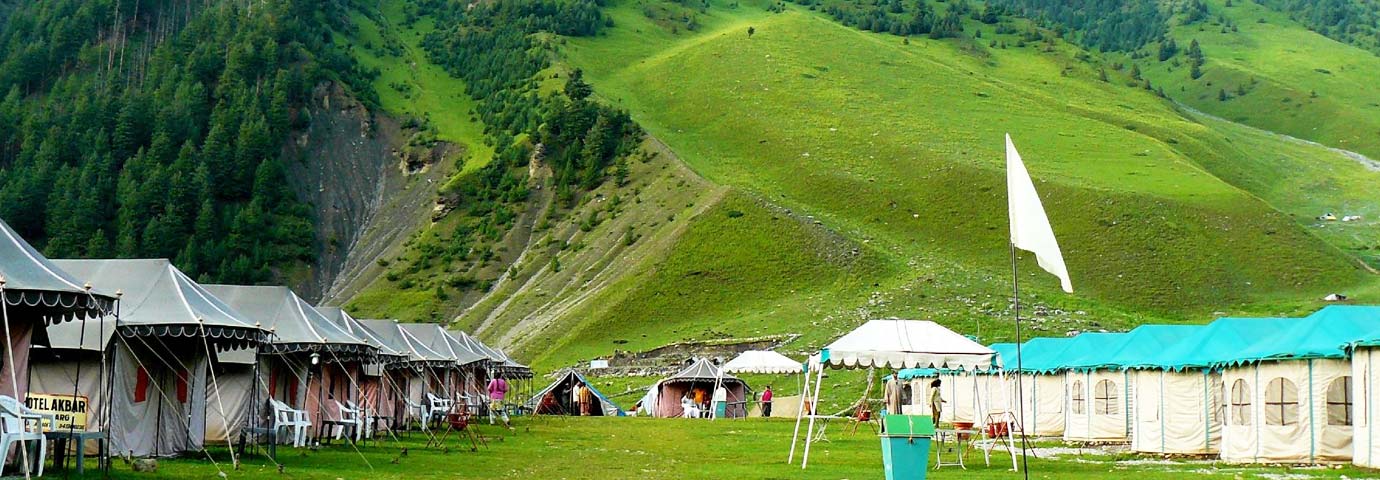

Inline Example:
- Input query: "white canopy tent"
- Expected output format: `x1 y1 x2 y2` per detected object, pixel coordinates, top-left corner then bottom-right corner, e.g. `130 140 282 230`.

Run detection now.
722 350 803 375
789 319 996 468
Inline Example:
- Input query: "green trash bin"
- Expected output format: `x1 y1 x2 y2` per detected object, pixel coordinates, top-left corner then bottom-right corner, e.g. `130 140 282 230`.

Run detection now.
880 414 934 480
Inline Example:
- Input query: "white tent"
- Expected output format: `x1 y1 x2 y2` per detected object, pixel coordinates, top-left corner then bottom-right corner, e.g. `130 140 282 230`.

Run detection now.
791 319 995 468
722 350 802 375
1217 307 1375 464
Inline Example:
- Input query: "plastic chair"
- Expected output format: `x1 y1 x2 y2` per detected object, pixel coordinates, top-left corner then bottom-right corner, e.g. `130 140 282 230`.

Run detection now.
269 399 310 447
333 401 361 442
425 393 453 427
0 395 46 477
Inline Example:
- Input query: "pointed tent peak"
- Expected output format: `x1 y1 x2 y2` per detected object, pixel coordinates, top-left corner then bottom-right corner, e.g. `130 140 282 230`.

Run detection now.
1061 324 1202 371
357 318 450 364
0 218 115 322
202 284 372 355
317 307 406 359
666 358 740 383
722 350 803 374
822 319 995 371
397 322 487 366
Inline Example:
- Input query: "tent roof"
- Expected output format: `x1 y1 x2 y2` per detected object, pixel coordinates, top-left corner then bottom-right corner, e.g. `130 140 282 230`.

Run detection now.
53 259 266 347
38 316 116 351
202 285 372 356
397 323 487 366
1140 317 1298 370
357 319 451 365
821 319 994 370
722 350 803 374
664 358 742 384
992 337 1078 374
1220 306 1380 365
318 307 407 361
0 218 115 322
1063 325 1202 371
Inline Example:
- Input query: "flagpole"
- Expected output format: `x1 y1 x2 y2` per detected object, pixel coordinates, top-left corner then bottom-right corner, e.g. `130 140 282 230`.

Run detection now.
1010 242 1031 479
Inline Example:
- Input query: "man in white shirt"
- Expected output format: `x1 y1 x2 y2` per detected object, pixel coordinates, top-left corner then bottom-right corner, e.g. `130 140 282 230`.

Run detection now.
712 385 728 419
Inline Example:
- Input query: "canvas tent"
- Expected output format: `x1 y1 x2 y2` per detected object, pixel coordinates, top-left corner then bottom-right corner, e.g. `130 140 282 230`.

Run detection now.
50 259 267 457
1213 307 1376 464
0 219 115 403
397 323 487 410
1056 325 1201 444
527 370 622 416
203 285 375 444
792 319 995 468
1128 317 1294 455
320 308 408 436
357 319 452 427
992 338 1075 437
639 358 749 418
1346 307 1380 468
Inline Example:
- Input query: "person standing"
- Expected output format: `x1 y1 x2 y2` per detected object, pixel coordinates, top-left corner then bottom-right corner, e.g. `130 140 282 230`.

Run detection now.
761 386 774 418
578 383 594 416
929 379 945 429
570 382 582 415
487 376 510 426
883 372 903 416
712 384 728 419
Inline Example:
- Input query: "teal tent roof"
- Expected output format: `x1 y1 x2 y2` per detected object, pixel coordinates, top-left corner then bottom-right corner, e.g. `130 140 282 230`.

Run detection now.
1049 332 1129 372
1139 317 1296 371
1069 325 1201 370
1218 306 1380 366
1000 337 1079 374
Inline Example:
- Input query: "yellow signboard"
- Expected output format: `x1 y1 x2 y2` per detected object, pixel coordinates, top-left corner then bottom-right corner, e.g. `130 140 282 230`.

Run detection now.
25 393 89 430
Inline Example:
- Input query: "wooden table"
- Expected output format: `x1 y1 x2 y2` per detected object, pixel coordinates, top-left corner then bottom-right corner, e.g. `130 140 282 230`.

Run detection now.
44 430 107 475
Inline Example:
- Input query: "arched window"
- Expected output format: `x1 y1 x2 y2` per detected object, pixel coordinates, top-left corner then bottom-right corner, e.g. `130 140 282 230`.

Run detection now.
1094 379 1119 415
1071 380 1085 415
1264 378 1299 426
1327 376 1353 426
1230 379 1251 426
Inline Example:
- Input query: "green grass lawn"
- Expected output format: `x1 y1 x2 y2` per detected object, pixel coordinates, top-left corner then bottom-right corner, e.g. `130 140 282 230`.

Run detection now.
105 417 1376 479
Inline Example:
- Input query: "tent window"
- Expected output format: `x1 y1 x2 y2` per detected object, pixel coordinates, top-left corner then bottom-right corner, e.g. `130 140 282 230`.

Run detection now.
1071 380 1085 415
1230 379 1251 426
1264 378 1299 426
1327 376 1353 426
901 384 913 406
1211 376 1226 425
1094 379 1119 415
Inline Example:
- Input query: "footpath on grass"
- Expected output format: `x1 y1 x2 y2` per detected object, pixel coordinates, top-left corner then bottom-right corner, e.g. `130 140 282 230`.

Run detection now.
122 418 1374 479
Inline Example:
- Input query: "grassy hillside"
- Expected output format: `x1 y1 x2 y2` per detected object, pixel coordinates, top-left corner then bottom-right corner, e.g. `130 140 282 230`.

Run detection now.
1141 0 1380 162
332 0 1380 371
557 1 1380 331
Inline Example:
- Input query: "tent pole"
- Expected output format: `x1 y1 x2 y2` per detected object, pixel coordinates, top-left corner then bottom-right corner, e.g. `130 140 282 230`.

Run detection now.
801 362 826 469
1010 241 1031 478
788 362 813 464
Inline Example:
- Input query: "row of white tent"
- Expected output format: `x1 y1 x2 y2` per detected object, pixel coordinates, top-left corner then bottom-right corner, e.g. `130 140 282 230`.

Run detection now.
0 218 528 461
890 306 1380 465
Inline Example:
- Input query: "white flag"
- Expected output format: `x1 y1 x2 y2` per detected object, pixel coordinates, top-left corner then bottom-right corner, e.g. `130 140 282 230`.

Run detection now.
1006 134 1073 293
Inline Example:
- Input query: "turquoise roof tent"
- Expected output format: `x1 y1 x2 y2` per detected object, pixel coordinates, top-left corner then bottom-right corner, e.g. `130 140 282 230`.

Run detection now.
1344 306 1380 468
996 336 1078 437
1060 331 1139 443
1218 307 1380 464
1128 317 1295 456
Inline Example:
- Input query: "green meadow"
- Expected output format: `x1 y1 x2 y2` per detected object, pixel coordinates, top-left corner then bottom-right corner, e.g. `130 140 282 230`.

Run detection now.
100 418 1375 479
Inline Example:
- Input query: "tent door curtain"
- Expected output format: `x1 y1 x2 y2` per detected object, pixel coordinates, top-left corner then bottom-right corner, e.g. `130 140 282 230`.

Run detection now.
205 363 261 445
110 340 209 457
0 320 35 399
1356 348 1379 468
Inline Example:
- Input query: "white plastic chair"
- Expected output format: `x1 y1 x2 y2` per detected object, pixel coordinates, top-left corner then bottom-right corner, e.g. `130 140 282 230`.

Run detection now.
406 399 428 431
347 400 372 439
333 401 362 442
425 393 452 425
0 395 46 477
269 399 310 447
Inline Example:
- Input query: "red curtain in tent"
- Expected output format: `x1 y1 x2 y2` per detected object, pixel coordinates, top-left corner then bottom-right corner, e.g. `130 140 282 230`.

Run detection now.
134 367 151 403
